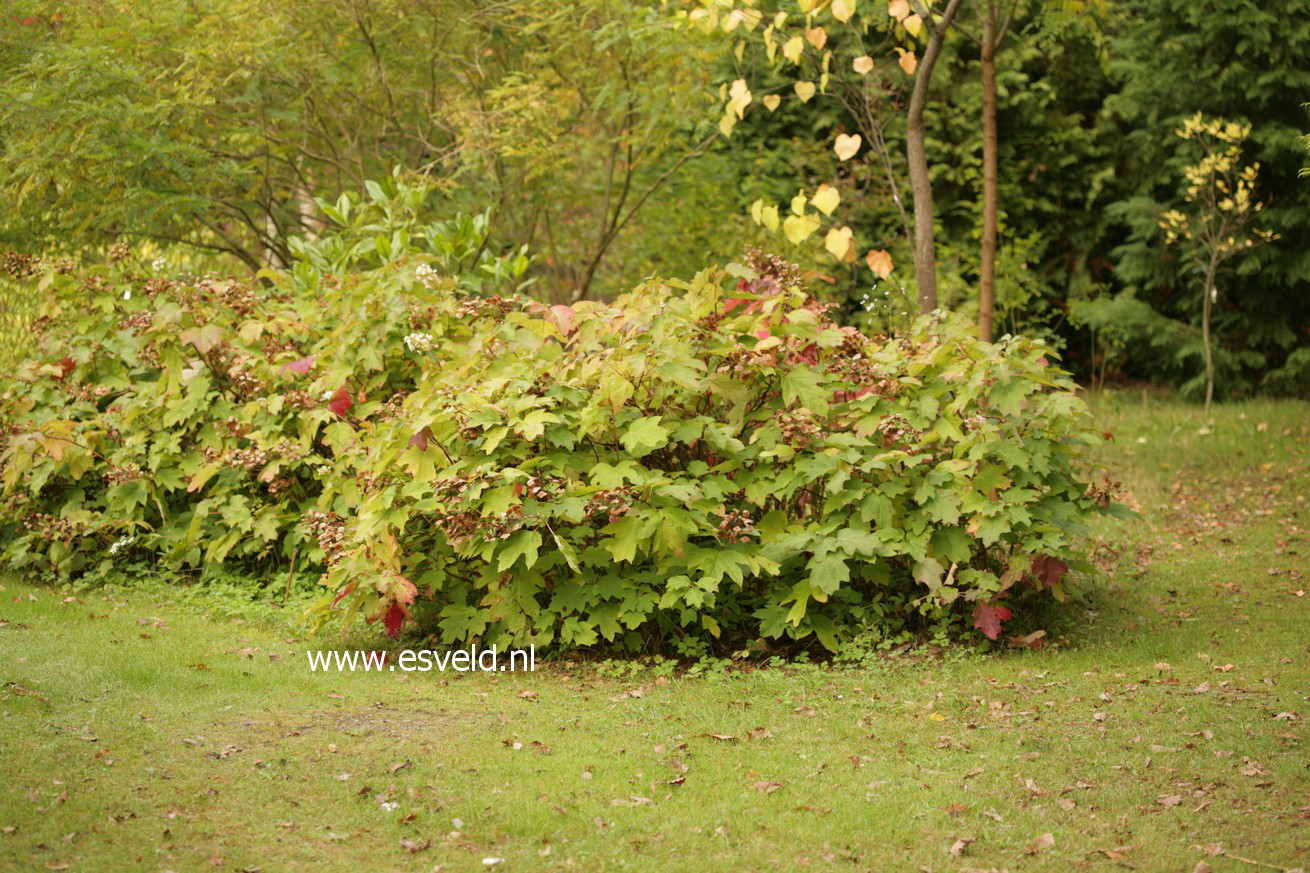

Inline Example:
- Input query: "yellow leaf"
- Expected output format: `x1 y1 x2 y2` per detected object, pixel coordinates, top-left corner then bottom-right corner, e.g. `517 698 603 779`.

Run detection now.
728 78 752 118
783 214 821 246
865 248 894 279
783 35 804 64
833 132 862 161
888 0 911 20
927 712 946 722
790 192 809 216
824 226 855 261
853 55 874 74
763 94 781 111
806 26 828 50
897 48 918 75
750 199 781 232
903 12 923 38
794 80 817 102
719 111 737 137
797 0 817 11
831 0 856 23
811 184 841 216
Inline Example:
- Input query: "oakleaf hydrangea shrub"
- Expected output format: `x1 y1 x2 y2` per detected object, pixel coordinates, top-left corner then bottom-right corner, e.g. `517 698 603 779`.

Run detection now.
1 189 1109 650
321 256 1110 652
0 263 450 579
0 181 529 595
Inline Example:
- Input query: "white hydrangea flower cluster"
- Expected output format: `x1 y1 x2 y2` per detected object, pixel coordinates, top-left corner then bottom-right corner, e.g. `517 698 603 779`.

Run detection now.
404 332 435 353
108 535 137 556
151 257 168 271
415 263 440 289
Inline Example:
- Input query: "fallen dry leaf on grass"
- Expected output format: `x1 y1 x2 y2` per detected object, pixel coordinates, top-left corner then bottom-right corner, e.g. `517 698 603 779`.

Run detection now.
1025 833 1055 855
751 781 783 794
948 836 976 857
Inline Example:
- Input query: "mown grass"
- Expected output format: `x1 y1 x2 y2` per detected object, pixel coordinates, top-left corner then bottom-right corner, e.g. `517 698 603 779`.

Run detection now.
1 395 1307 872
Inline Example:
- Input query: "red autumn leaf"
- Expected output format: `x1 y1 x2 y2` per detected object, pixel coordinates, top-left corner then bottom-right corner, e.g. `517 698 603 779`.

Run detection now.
1031 555 1068 590
972 601 1013 640
56 357 75 380
331 581 357 608
382 602 408 638
549 304 576 336
723 286 764 316
833 384 877 403
328 387 353 416
280 355 317 375
407 426 431 451
378 576 417 638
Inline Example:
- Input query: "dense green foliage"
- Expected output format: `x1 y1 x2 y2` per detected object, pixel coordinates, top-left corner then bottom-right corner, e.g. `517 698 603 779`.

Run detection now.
0 0 727 300
0 182 526 580
1085 0 1310 396
697 0 1309 395
0 184 1108 649
2 1 1306 394
0 1 1305 649
327 259 1107 653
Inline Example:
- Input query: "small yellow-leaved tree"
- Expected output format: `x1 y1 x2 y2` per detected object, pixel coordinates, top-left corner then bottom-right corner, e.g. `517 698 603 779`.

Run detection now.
1159 113 1277 412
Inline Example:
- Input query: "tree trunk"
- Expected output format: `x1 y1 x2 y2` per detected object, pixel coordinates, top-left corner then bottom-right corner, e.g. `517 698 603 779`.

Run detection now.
906 0 965 314
1202 257 1217 414
978 5 999 342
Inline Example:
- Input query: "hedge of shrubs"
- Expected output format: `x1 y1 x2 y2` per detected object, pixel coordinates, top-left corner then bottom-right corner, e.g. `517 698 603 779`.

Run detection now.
0 183 1115 653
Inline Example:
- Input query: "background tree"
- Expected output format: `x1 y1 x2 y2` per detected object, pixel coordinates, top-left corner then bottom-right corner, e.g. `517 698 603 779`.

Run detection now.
952 0 1021 341
0 0 724 300
1158 115 1276 411
1090 0 1310 396
903 0 965 312
690 0 970 313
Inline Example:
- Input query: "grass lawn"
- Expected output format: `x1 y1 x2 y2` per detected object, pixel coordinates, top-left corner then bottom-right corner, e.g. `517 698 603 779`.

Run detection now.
2 395 1307 872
